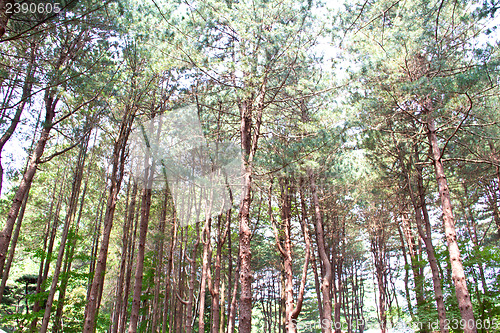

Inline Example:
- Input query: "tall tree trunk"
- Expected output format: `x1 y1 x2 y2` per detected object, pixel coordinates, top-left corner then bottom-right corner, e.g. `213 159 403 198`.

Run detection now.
53 175 89 333
238 75 266 332
370 218 387 333
40 130 89 333
198 215 212 333
86 191 105 303
174 228 187 332
415 156 448 333
0 41 37 195
291 180 311 324
278 177 296 333
237 142 253 333
308 169 333 333
119 196 140 333
83 110 134 332
0 91 57 277
128 156 155 333
184 221 200 333
461 184 489 330
112 182 138 333
311 249 323 324
30 172 66 331
0 179 30 304
395 132 448 333
426 110 476 333
162 211 177 333
211 211 230 333
152 186 169 332
227 258 240 333
396 223 414 320
400 212 428 327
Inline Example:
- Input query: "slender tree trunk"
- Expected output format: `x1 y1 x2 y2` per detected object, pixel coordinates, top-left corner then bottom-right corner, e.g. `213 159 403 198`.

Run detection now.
0 92 57 277
291 181 311 324
109 182 131 330
426 110 477 333
415 160 448 333
40 131 89 333
237 161 253 333
185 221 200 333
0 183 30 303
375 250 387 333
83 110 134 332
219 278 226 333
308 169 333 333
400 212 427 320
152 186 169 332
226 217 238 333
279 178 297 333
162 212 177 333
312 249 323 323
112 182 138 333
227 258 240 333
174 228 187 332
0 41 36 195
395 134 448 333
369 217 387 333
334 254 343 333
211 213 228 333
119 197 140 333
198 215 212 333
461 184 489 329
53 176 89 332
238 75 266 333
87 191 105 302
30 172 66 331
396 223 414 319
128 158 155 333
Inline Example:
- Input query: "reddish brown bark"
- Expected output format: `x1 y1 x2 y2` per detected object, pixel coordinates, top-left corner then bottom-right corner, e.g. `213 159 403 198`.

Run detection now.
185 221 200 333
111 182 138 333
0 184 31 303
270 177 310 333
40 131 89 333
0 41 36 195
293 180 312 321
393 130 448 333
29 172 66 331
151 186 169 332
162 211 177 333
211 211 230 333
119 199 140 333
415 158 448 333
369 214 388 333
426 109 477 333
83 110 134 332
308 169 333 333
227 241 239 333
198 215 212 333
237 73 266 333
54 178 88 333
0 91 57 280
128 155 155 332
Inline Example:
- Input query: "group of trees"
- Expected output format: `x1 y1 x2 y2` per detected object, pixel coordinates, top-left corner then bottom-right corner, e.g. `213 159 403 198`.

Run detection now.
0 0 499 332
